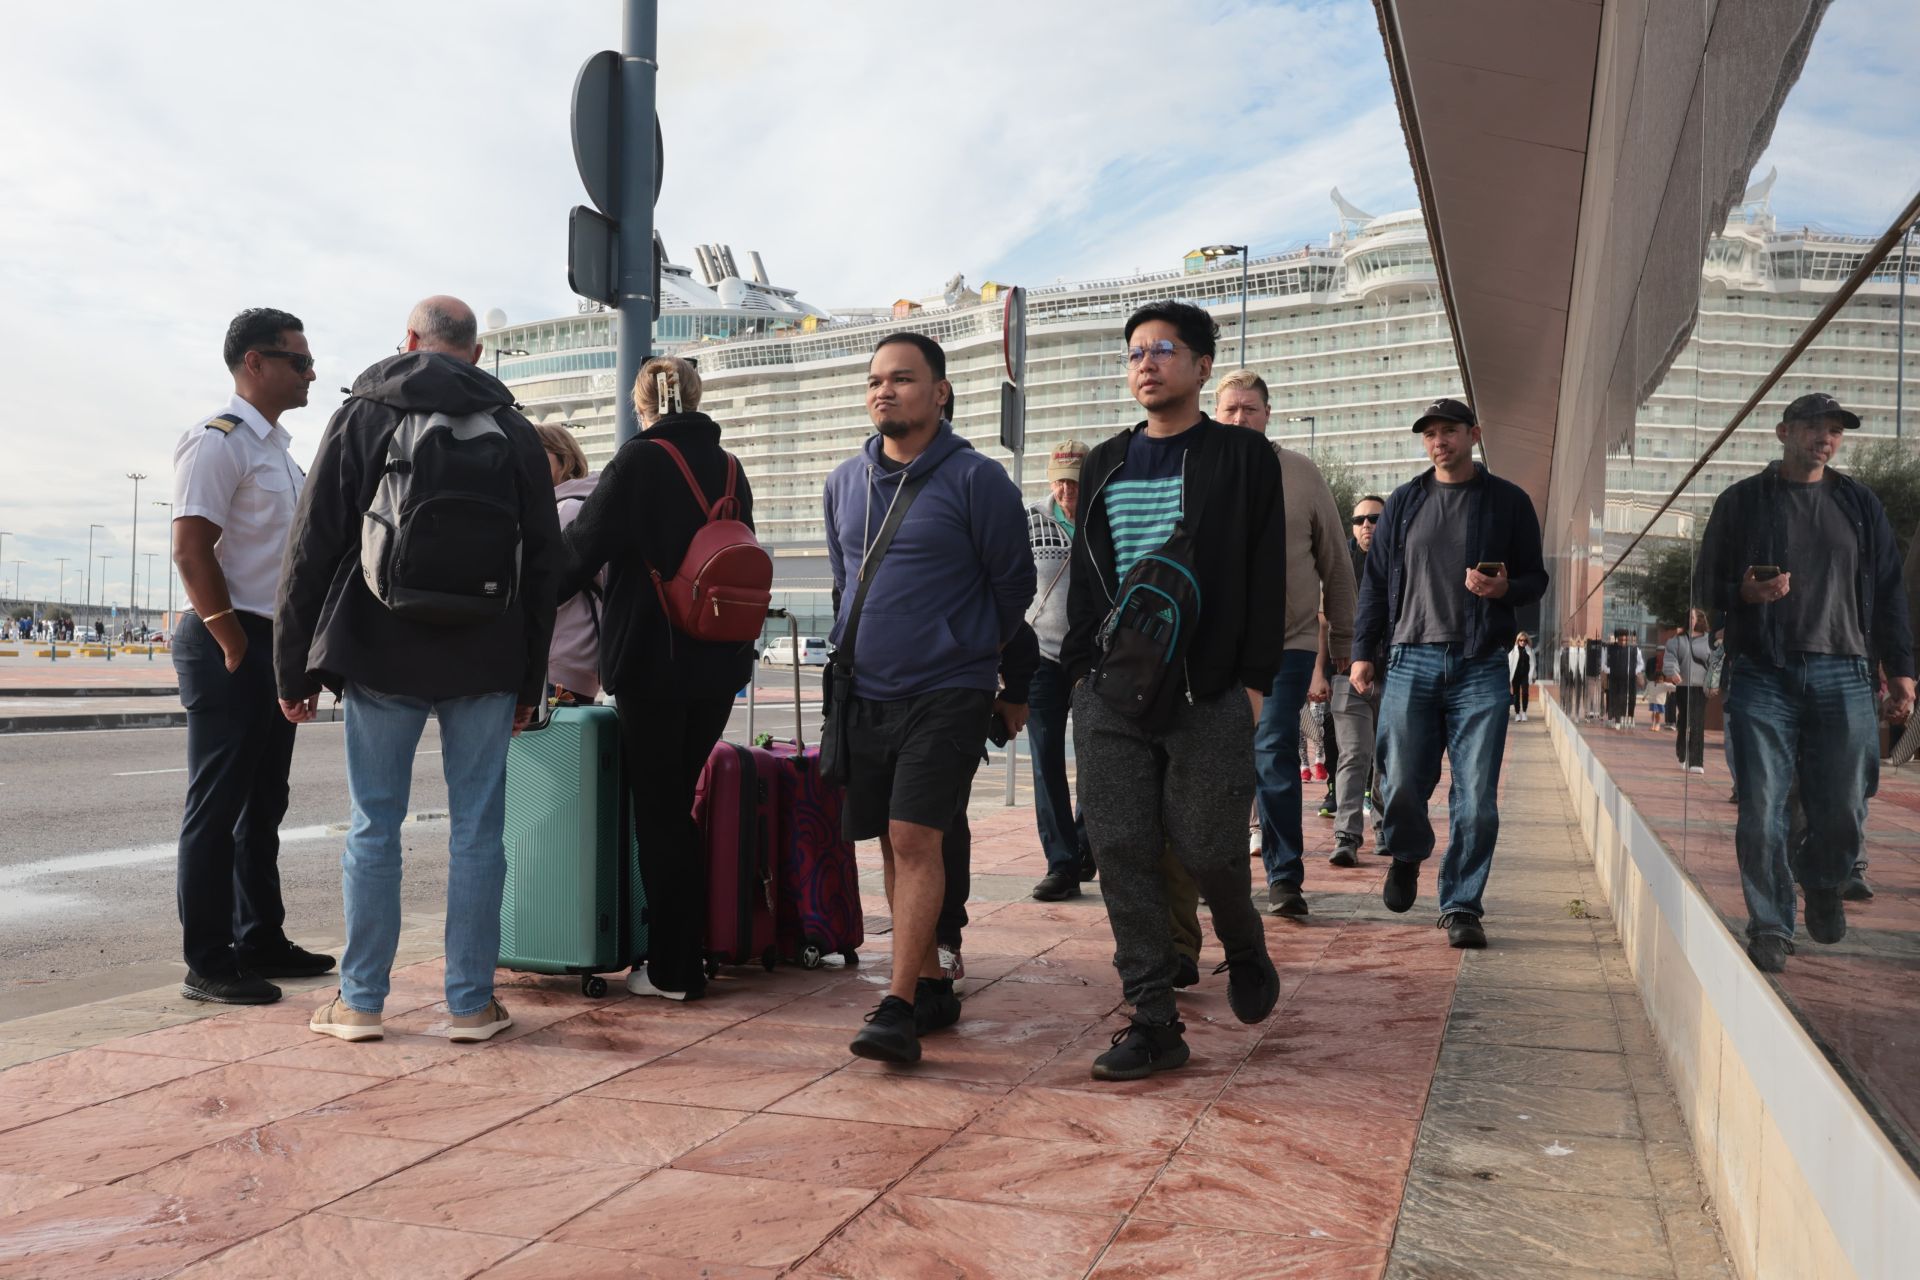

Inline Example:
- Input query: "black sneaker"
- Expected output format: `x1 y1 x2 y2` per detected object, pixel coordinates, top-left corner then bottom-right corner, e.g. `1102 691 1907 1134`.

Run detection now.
850 995 921 1064
1215 942 1280 1024
1317 793 1336 818
1841 868 1875 901
1441 912 1487 949
1328 841 1360 868
913 978 961 1035
1266 884 1309 918
1802 888 1847 945
1173 954 1200 989
1383 858 1421 913
182 970 282 1005
1077 849 1098 883
1031 872 1081 902
237 942 337 979
1090 1018 1190 1081
1747 934 1792 973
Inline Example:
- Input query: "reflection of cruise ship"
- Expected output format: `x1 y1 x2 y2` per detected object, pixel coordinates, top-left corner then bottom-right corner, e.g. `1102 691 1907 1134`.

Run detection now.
1610 170 1917 527
482 192 1464 546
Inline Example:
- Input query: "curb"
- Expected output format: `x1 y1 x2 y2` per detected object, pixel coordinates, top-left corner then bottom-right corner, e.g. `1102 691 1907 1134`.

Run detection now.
0 706 345 736
0 687 179 698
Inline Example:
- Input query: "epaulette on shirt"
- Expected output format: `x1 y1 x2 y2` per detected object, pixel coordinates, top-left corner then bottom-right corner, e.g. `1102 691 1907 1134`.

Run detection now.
204 414 243 434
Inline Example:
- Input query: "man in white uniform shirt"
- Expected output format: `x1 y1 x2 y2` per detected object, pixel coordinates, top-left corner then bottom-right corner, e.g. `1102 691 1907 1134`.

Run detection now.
169 308 335 1004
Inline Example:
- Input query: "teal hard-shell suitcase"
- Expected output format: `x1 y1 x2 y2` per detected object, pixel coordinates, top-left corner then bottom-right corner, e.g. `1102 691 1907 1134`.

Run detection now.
499 705 644 996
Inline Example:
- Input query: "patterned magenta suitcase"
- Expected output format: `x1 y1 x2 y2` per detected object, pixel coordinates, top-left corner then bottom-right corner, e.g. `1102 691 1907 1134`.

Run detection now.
766 740 864 968
693 741 780 975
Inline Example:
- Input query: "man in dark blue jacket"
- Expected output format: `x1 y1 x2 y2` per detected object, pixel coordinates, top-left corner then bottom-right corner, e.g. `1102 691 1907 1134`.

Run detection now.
822 332 1035 1065
1350 399 1547 948
1695 393 1915 973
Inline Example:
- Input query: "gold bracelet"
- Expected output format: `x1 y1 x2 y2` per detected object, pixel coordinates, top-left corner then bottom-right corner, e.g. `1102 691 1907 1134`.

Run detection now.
200 608 235 625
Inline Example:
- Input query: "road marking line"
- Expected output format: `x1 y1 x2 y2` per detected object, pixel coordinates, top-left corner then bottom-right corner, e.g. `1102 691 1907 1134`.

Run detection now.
112 767 188 776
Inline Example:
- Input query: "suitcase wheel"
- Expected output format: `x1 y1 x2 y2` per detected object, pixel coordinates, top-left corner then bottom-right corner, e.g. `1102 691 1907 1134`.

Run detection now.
582 975 608 998
841 949 860 968
799 943 824 970
762 947 778 972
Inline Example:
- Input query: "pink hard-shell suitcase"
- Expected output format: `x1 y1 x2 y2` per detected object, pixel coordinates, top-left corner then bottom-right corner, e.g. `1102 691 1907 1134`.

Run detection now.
692 741 780 975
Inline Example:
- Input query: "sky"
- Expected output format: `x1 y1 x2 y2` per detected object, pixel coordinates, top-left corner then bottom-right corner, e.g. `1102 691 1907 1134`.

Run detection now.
0 0 1911 610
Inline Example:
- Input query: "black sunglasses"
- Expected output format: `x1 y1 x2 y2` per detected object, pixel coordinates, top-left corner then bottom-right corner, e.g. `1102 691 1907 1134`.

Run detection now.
256 349 315 375
1351 513 1381 525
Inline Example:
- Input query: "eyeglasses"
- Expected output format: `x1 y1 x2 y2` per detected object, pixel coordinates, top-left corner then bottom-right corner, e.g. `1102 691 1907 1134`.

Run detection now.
1351 514 1381 525
1125 340 1189 366
256 349 315 374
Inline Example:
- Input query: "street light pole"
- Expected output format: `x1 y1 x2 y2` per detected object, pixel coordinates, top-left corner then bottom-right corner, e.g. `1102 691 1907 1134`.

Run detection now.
153 501 175 636
1899 220 1912 441
85 523 104 629
492 346 529 382
1290 415 1318 452
1193 244 1251 367
127 472 145 648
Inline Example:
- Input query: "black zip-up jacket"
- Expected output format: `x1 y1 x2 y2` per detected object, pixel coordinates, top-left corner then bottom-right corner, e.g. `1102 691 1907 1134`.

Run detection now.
1348 537 1381 666
1061 417 1287 696
559 413 757 700
1352 463 1547 665
1695 462 1913 679
275 352 562 706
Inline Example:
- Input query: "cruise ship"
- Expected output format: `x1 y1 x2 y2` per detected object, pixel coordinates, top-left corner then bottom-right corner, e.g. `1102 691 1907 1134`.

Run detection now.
482 190 1462 548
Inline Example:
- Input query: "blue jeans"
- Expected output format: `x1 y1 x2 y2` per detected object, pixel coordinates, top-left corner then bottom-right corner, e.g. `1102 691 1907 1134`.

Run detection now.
1254 649 1319 889
1376 643 1510 918
340 684 517 1016
1725 655 1875 941
1028 659 1088 877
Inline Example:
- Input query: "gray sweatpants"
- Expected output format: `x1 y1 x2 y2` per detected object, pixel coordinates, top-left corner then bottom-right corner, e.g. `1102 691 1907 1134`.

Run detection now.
1074 683 1266 1024
1330 674 1380 845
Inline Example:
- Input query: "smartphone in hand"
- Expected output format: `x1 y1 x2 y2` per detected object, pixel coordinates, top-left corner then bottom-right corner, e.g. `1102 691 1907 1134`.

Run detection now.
1475 562 1506 576
1751 565 1781 581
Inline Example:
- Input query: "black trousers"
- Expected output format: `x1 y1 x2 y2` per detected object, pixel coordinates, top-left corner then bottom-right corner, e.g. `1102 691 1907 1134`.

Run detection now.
1510 674 1530 713
616 695 733 996
173 611 297 977
1674 686 1708 768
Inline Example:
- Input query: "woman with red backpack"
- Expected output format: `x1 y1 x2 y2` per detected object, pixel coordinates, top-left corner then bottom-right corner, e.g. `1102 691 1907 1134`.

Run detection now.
559 355 761 1001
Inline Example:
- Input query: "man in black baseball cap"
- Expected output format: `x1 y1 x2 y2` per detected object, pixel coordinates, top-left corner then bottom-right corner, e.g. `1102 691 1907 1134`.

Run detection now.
1695 389 1913 975
1411 398 1477 432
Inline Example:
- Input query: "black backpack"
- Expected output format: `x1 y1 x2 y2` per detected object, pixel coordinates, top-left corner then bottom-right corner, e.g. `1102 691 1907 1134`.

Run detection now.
1092 522 1204 733
360 410 523 625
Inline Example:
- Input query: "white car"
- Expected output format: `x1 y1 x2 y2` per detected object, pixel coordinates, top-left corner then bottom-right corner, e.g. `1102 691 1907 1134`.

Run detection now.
762 636 830 667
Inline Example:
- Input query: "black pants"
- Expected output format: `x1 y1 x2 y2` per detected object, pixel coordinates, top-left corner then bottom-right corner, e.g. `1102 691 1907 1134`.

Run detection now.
1510 675 1530 714
1674 686 1707 768
616 695 733 996
938 772 977 953
173 612 297 977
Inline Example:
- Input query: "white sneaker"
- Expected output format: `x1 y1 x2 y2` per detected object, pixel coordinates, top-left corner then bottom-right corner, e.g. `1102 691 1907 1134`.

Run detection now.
1688 765 1705 774
625 969 689 1001
1248 826 1263 858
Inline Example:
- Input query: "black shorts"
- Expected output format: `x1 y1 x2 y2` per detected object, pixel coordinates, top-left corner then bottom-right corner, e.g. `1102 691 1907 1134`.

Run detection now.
843 688 993 841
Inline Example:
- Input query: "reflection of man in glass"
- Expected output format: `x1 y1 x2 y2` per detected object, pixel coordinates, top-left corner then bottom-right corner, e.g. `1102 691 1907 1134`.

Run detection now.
1665 609 1713 771
1696 393 1915 974
1350 398 1548 949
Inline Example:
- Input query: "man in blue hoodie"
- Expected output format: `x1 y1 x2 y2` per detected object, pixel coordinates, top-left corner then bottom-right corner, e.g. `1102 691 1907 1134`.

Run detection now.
823 332 1035 1065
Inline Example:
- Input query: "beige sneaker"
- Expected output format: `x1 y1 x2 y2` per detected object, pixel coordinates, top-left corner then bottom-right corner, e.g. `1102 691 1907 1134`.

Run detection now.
309 996 383 1042
448 998 512 1043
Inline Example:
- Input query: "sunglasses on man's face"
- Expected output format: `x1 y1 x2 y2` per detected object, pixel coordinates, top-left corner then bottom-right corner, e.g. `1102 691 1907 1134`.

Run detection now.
1352 513 1381 526
257 349 315 375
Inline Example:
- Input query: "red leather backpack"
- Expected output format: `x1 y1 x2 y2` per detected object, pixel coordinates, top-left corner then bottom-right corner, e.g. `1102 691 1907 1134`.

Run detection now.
645 439 772 644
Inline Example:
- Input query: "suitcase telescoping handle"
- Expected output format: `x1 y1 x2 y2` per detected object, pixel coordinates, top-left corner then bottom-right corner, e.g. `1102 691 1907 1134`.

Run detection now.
765 607 806 750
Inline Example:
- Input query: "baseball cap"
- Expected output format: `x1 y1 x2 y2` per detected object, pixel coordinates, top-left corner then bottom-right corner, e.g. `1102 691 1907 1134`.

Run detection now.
1412 398 1478 432
1046 438 1088 482
1783 392 1860 431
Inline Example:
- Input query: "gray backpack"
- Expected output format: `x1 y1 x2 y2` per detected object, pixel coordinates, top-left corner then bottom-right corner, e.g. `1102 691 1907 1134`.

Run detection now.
360 410 523 625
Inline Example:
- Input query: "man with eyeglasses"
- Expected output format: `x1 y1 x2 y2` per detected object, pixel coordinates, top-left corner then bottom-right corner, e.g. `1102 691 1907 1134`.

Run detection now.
1349 399 1547 950
1062 300 1286 1080
168 307 333 1005
1331 494 1387 863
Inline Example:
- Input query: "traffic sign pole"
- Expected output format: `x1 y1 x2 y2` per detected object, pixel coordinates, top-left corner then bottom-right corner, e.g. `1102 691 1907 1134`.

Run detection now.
614 0 659 446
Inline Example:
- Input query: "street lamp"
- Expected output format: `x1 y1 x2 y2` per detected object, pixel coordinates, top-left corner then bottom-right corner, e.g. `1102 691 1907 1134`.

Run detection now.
127 472 145 648
492 346 530 381
1194 244 1250 366
153 501 176 636
1290 415 1318 452
85 524 105 626
97 555 113 643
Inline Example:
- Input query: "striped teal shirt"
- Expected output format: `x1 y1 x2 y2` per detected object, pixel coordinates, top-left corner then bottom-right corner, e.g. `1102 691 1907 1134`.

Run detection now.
1105 426 1198 578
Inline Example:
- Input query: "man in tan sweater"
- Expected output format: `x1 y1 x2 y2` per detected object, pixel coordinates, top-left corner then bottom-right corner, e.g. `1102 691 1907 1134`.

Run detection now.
1215 371 1355 917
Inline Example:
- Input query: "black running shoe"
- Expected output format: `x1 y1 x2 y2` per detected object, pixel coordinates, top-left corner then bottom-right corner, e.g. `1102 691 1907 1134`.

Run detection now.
913 978 961 1035
1841 868 1874 901
1077 848 1098 883
1802 887 1847 945
1383 858 1420 913
850 995 921 1064
237 942 337 979
1746 934 1792 973
1441 912 1487 949
1328 841 1360 868
1216 943 1280 1025
1090 1018 1190 1081
182 970 282 1005
1266 884 1309 918
1031 872 1081 902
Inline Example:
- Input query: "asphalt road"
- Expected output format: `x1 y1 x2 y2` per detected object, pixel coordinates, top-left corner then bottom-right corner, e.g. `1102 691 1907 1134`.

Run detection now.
0 667 836 1016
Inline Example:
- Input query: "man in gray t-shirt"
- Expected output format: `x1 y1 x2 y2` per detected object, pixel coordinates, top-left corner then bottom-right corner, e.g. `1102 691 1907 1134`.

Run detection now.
1775 476 1868 658
1393 476 1474 645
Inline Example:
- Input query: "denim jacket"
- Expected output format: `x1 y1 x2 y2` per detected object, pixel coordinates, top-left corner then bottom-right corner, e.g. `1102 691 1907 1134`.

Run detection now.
1695 463 1914 680
1352 463 1548 665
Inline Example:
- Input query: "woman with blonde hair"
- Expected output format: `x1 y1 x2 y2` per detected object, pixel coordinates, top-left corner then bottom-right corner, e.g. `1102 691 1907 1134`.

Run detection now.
535 423 601 705
559 355 755 1001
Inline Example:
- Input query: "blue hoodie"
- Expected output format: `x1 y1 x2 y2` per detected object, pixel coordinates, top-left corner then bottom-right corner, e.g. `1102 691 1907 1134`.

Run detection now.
824 423 1036 700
